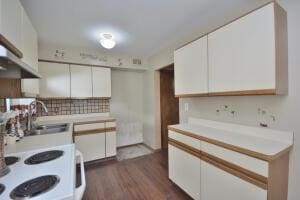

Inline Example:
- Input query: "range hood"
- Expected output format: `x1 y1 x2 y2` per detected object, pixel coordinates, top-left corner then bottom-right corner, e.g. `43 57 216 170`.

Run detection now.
0 45 41 79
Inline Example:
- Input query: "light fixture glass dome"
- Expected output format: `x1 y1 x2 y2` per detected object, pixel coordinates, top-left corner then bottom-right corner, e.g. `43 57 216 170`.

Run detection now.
100 33 116 49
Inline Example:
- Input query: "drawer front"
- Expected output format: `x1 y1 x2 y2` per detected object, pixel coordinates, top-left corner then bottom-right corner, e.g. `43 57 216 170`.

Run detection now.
169 131 201 150
74 122 105 131
105 121 116 128
201 141 268 177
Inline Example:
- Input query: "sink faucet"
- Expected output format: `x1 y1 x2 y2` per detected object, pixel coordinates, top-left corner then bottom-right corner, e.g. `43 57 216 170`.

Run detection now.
27 100 48 131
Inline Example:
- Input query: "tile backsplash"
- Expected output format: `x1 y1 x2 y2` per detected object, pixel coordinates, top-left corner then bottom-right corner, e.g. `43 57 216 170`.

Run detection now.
37 98 110 116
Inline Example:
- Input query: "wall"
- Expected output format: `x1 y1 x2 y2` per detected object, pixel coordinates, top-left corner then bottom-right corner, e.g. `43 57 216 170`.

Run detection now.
145 0 300 199
110 69 144 147
38 44 148 71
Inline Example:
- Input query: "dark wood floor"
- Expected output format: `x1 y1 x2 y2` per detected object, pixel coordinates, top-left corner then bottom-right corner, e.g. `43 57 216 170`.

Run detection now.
82 151 192 200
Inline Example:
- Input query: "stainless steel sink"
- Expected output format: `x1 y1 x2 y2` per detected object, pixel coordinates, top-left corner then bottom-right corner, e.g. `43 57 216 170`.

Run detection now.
25 123 70 136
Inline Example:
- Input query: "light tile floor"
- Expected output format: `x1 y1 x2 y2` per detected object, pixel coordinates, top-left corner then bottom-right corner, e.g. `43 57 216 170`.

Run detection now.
117 144 153 161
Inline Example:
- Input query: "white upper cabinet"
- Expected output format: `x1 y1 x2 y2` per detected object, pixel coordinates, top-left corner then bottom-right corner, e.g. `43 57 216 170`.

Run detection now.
174 2 287 97
0 0 23 51
208 3 280 94
92 67 111 98
39 62 70 98
70 65 93 98
174 36 208 96
21 8 39 96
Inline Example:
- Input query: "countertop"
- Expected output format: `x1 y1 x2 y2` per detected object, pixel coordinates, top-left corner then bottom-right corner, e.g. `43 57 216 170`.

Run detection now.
169 120 293 161
5 114 115 154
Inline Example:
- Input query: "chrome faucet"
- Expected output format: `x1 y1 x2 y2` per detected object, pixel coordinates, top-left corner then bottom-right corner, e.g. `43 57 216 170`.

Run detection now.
27 100 48 131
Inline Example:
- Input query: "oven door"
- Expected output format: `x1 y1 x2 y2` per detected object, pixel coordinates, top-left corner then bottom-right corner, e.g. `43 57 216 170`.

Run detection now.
75 150 86 200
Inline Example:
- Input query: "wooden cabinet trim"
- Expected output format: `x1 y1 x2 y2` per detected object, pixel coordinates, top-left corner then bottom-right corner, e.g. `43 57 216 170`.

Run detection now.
0 34 23 58
74 119 116 126
74 128 106 136
208 89 276 97
175 89 276 98
169 138 268 190
73 127 116 136
175 93 208 98
168 126 291 162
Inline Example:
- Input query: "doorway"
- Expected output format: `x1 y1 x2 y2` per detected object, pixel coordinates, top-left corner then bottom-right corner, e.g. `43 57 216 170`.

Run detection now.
159 64 179 149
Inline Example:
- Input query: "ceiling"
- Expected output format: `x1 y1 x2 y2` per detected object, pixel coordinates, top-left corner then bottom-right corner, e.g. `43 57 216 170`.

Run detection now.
21 0 271 58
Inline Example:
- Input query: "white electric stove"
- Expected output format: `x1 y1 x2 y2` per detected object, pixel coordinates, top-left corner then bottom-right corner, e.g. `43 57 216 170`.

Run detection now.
0 144 85 200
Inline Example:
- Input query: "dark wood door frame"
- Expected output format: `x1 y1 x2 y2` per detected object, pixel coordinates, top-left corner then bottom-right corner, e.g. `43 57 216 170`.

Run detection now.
159 64 179 149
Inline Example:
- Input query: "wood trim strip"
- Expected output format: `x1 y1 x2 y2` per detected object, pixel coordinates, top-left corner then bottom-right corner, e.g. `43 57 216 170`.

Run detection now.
74 119 116 126
0 34 23 58
168 138 268 190
169 126 279 161
176 2 274 50
208 89 276 96
74 128 106 136
175 89 276 98
175 93 208 98
74 127 116 136
106 127 117 132
38 97 111 100
38 59 111 69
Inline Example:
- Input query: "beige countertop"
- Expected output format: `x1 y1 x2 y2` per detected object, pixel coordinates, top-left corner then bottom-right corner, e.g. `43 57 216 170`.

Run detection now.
5 114 115 155
169 118 293 161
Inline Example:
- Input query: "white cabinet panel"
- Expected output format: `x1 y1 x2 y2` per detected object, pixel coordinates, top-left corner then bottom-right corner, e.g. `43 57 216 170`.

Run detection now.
70 65 92 98
75 133 106 162
39 62 70 97
1 0 23 50
21 8 39 96
106 131 116 157
174 36 208 95
168 145 201 200
169 131 201 150
202 141 268 177
201 161 267 200
92 67 111 97
208 3 276 93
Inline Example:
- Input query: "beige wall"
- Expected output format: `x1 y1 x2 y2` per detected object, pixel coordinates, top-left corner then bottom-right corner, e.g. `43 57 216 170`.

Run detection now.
145 0 300 199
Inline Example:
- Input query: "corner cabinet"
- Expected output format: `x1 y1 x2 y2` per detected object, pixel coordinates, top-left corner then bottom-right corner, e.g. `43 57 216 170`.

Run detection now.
174 2 287 97
39 62 71 98
174 36 208 97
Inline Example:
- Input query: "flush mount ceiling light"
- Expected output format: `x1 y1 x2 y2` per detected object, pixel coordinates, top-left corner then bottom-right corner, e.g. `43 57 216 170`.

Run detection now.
100 33 116 49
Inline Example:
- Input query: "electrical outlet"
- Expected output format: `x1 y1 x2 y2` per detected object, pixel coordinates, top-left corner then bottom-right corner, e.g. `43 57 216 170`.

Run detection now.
184 103 189 112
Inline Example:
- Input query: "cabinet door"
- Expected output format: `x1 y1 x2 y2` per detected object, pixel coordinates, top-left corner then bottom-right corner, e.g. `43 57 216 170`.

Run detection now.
201 161 267 200
208 3 276 93
174 36 208 96
75 133 106 162
39 62 70 97
168 144 201 200
21 8 39 96
1 0 23 50
106 131 116 157
92 67 111 97
70 65 92 98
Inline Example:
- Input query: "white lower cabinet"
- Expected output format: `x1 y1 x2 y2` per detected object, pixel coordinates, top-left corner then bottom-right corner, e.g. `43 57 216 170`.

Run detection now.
168 144 201 200
106 131 116 157
75 133 106 162
201 161 267 200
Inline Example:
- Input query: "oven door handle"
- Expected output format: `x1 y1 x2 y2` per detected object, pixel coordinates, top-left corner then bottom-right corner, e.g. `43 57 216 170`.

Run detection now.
75 150 86 200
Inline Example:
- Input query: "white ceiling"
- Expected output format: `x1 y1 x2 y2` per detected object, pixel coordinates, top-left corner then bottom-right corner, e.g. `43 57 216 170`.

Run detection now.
21 0 271 58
